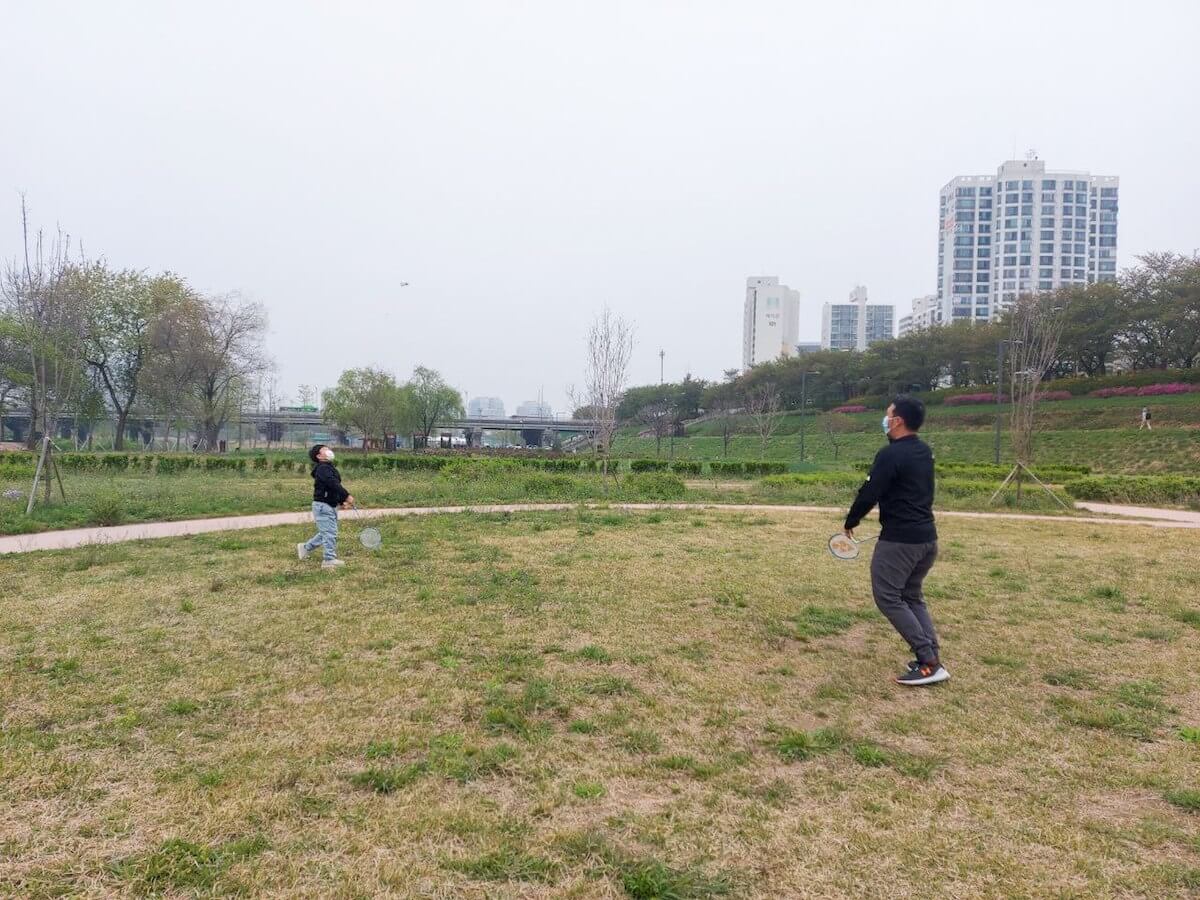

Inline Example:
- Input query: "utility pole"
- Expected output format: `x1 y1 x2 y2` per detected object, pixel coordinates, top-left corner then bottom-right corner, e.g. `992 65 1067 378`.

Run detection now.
659 349 665 385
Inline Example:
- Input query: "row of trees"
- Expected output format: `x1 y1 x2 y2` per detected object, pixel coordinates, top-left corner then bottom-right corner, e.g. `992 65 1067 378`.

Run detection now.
0 200 269 453
612 252 1200 434
320 366 464 449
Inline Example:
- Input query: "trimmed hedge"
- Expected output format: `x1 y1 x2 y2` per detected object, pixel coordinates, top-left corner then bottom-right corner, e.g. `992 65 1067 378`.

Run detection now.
670 460 702 476
629 458 670 472
624 471 686 500
1064 475 1200 506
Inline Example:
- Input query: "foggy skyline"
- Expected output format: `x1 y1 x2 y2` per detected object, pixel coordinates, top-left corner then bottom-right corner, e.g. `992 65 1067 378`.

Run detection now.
3 1 1198 414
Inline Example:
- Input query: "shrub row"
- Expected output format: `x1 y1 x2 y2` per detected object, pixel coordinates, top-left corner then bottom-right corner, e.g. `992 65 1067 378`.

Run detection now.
831 405 868 414
1090 383 1200 398
1064 475 1200 506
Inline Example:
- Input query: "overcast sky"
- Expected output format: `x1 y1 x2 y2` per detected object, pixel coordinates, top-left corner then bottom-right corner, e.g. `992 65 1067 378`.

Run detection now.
3 1 1198 414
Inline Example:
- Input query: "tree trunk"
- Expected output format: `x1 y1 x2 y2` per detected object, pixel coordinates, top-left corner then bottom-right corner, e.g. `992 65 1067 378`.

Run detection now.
114 408 130 451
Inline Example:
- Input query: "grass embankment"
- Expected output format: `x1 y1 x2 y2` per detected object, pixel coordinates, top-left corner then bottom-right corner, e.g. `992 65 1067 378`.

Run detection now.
615 393 1200 473
2 509 1198 896
0 465 1076 536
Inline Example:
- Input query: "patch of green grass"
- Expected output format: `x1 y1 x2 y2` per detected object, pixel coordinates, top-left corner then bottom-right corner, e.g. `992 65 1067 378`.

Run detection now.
1164 789 1200 813
1170 608 1200 628
165 698 200 715
791 605 872 641
851 741 889 767
773 727 845 762
557 831 734 899
111 835 268 891
1177 727 1200 745
1043 669 1096 689
443 845 558 882
621 729 663 755
572 781 606 799
580 675 635 696
349 763 426 794
576 644 613 663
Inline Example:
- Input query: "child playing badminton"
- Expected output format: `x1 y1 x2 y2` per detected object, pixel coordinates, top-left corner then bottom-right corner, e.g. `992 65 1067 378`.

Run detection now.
843 394 948 687
297 444 354 570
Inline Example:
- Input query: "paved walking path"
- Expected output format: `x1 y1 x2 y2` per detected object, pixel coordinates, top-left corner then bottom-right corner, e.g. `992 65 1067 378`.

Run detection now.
1073 501 1200 525
2 501 1198 556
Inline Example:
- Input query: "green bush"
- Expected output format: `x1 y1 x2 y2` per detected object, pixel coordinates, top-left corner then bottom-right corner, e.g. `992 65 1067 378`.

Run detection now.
744 461 788 476
1064 475 1200 506
624 472 686 500
759 473 861 490
251 456 269 470
670 460 702 476
88 493 126 526
709 461 745 477
629 458 669 473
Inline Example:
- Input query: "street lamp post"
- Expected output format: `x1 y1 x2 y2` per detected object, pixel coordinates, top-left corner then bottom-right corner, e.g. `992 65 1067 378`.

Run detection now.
799 370 819 462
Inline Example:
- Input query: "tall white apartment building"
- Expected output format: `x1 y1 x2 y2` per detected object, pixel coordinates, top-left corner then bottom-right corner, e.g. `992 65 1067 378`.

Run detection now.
898 294 939 337
467 396 506 417
936 156 1119 324
821 285 894 351
742 276 800 369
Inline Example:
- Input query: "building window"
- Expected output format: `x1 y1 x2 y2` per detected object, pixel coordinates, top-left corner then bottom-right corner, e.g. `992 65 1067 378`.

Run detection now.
1041 179 1056 190
1100 187 1118 197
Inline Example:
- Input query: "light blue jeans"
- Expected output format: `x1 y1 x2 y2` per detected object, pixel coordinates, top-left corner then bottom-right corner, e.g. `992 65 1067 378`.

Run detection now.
303 501 339 561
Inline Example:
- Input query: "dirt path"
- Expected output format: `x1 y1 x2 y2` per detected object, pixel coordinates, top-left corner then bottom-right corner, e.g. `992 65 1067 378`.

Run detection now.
2 501 1198 556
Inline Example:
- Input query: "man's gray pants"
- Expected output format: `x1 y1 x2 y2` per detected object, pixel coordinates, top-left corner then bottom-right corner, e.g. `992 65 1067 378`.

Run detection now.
870 540 940 665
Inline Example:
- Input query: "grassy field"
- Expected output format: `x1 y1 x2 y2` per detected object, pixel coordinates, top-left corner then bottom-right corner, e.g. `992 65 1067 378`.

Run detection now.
0 467 1075 536
614 393 1200 473
2 508 1198 897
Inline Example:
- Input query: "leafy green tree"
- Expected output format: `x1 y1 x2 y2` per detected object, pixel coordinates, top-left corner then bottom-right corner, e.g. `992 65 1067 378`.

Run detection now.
407 366 464 444
1054 282 1124 376
1120 253 1200 369
321 367 411 449
82 265 190 449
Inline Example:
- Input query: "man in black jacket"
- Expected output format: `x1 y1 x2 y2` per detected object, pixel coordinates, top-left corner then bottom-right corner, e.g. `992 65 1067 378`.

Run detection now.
844 394 949 686
298 444 354 570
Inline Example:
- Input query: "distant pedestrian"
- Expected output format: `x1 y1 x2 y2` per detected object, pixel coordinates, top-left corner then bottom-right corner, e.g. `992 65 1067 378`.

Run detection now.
844 394 949 687
1139 406 1152 431
297 444 354 570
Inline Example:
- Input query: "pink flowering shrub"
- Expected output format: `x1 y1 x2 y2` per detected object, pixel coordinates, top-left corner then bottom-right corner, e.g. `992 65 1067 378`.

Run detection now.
831 405 868 414
1135 382 1197 396
944 393 1006 406
1090 383 1198 398
1035 390 1072 402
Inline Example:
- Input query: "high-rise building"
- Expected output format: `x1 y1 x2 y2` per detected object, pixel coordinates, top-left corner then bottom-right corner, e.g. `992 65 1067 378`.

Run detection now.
936 156 1119 325
898 294 938 337
820 285 894 351
742 276 800 369
515 400 553 418
467 396 506 417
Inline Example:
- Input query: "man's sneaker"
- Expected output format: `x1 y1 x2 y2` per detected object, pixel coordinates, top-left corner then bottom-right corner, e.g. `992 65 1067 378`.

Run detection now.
321 559 345 570
906 659 921 672
896 663 950 686
297 543 310 561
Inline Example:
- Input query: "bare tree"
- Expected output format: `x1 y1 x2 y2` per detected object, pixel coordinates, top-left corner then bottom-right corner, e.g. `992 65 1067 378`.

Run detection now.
745 383 784 458
824 412 842 462
637 400 673 457
1 198 89 510
991 293 1070 507
144 293 268 451
575 307 634 485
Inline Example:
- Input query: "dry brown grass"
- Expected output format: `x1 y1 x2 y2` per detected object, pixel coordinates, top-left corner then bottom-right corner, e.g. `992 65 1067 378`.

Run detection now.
1 507 1198 897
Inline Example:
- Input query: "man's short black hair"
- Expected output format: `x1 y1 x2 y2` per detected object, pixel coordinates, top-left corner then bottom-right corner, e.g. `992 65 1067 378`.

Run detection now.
891 394 925 431
308 443 327 463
